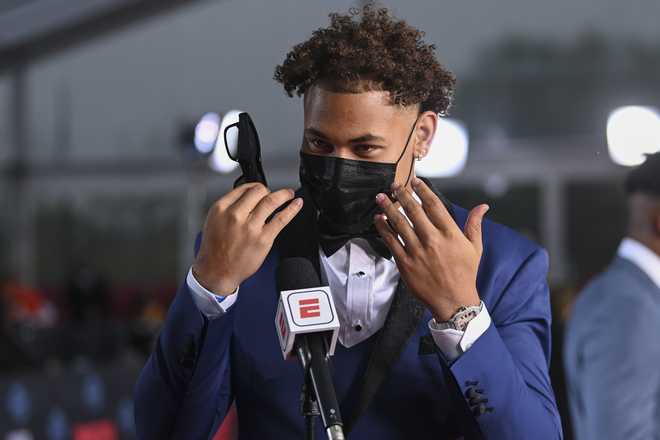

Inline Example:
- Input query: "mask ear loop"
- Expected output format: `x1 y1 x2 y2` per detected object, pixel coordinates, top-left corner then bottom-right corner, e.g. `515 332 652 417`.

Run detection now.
391 116 420 198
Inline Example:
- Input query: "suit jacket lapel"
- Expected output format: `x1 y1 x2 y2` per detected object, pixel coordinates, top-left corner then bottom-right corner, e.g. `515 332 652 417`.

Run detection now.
341 275 426 432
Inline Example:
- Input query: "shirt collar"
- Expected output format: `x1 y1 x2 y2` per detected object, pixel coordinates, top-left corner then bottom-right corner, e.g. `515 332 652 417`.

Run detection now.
617 237 660 289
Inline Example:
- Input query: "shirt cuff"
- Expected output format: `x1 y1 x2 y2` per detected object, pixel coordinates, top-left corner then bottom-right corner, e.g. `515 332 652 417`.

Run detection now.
427 301 491 362
186 267 239 319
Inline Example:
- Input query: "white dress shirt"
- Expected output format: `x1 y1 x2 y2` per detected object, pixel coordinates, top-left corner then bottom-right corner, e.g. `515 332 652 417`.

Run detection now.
186 190 491 361
618 237 660 289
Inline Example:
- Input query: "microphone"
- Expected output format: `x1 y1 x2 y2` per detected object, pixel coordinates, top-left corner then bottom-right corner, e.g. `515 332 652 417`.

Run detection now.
275 257 344 440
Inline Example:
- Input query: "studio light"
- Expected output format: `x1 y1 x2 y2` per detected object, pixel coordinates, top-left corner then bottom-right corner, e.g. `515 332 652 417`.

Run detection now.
194 112 221 155
607 106 660 167
209 110 243 173
416 116 469 178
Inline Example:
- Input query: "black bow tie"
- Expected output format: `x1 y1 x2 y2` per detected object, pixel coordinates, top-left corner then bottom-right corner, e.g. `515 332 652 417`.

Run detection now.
319 230 392 260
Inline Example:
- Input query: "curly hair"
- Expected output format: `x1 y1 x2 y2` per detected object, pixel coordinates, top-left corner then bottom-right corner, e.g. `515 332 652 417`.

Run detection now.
273 4 456 115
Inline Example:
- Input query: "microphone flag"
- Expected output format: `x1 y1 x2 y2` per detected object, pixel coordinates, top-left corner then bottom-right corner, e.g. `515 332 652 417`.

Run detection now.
275 286 340 359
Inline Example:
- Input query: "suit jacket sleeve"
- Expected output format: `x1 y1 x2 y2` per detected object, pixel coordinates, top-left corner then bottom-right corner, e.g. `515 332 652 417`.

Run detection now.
439 247 563 439
134 236 235 439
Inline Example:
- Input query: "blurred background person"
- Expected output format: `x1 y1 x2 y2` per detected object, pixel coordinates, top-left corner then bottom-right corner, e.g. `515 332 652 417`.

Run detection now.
563 152 660 440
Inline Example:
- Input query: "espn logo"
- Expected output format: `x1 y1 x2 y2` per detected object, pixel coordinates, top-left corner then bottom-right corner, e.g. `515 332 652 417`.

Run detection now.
277 286 339 359
299 298 321 319
287 290 334 327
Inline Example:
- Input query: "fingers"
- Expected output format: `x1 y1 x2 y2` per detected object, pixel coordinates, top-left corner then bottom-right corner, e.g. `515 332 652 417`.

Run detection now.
250 188 296 224
263 197 304 238
373 213 408 263
375 192 421 249
411 177 455 233
219 182 264 209
464 204 489 254
392 184 436 241
231 183 271 215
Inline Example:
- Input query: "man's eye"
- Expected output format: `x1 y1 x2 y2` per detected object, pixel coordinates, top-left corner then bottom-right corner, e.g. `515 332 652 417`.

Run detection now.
355 145 378 154
308 138 331 150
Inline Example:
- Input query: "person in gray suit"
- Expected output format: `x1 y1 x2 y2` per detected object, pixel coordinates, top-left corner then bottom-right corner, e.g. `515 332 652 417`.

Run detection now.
564 151 660 440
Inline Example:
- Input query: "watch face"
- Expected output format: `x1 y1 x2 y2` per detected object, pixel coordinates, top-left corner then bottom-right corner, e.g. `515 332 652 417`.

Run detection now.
451 306 481 331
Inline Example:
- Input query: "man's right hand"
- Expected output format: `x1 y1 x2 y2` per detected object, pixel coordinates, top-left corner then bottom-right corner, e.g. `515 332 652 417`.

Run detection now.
192 182 303 295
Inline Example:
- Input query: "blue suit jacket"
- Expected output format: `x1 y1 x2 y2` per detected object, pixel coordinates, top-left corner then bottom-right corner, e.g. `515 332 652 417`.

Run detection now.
134 204 562 439
563 257 660 440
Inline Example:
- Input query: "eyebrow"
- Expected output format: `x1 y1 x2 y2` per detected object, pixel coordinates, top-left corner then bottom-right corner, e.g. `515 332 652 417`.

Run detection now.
304 127 386 144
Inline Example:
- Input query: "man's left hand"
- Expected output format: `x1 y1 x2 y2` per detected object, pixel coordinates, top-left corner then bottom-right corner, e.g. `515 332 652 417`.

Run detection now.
373 177 489 322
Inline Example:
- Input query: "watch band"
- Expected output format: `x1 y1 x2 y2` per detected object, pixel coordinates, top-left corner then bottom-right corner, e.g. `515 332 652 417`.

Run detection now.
436 303 482 332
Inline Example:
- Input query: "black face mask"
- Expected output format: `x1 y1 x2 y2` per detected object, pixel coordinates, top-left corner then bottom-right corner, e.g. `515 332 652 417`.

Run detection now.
299 118 418 254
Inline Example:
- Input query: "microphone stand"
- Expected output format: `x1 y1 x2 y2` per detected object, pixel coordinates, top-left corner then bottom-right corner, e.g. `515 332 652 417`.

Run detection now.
301 367 320 440
296 337 346 440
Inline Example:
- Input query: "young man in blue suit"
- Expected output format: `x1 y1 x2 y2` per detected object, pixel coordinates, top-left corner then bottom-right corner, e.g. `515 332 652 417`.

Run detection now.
134 5 562 439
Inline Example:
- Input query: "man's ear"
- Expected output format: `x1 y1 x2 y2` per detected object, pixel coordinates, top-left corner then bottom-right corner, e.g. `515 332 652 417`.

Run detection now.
413 111 437 159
